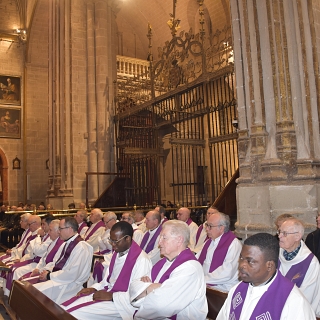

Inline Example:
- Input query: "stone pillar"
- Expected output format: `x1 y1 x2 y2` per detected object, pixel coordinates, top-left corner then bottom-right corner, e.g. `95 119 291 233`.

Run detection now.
230 0 320 238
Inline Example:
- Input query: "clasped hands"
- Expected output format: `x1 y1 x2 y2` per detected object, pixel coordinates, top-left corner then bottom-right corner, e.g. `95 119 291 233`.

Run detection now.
76 287 113 301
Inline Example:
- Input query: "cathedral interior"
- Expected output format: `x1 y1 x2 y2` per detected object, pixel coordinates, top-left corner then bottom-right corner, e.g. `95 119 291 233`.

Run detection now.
0 0 320 237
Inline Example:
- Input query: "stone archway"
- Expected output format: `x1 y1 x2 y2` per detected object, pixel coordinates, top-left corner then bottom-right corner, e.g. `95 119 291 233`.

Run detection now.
0 148 8 205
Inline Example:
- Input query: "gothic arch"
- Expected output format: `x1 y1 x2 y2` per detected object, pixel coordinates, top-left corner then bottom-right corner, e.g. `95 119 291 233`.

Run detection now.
0 148 8 205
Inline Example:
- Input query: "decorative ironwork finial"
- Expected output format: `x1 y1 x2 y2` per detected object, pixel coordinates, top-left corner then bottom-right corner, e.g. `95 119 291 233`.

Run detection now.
197 0 205 41
167 0 180 37
147 22 153 62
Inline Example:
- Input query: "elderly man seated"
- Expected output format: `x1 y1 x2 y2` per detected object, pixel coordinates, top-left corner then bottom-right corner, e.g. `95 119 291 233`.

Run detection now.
278 217 320 316
217 233 315 319
60 221 152 319
33 217 93 303
176 207 198 250
196 212 242 291
129 220 208 319
121 211 144 245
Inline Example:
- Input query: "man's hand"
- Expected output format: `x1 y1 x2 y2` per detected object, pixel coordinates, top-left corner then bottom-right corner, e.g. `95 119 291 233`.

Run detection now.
6 249 12 255
140 276 152 283
76 288 97 296
39 270 49 281
30 269 40 277
37 229 45 237
93 290 113 301
146 283 162 294
12 259 20 264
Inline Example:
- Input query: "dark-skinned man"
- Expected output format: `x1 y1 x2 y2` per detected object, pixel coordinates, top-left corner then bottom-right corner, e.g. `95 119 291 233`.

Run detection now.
61 221 152 320
217 233 315 319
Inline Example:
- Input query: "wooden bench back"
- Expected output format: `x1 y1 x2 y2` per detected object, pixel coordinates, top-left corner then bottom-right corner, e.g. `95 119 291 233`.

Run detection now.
206 287 228 319
9 280 76 320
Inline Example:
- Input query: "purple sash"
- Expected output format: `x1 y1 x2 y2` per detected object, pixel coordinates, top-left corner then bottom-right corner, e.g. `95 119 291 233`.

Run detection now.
280 253 314 288
78 222 87 234
197 231 236 273
53 235 83 272
195 224 204 244
229 272 294 320
62 241 142 312
84 221 105 241
152 248 197 283
92 261 105 283
22 234 38 256
45 238 64 264
16 229 31 248
140 225 162 253
161 217 168 224
186 218 193 226
151 248 196 320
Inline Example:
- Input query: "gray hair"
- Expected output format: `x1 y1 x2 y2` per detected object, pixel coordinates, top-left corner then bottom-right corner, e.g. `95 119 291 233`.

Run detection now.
162 220 190 247
78 210 88 220
216 212 230 233
104 211 117 221
91 208 103 219
284 217 304 237
122 211 135 223
21 213 31 222
50 219 60 231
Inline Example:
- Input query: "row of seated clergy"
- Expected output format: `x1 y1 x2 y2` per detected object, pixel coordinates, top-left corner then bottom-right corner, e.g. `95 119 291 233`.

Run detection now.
60 220 208 320
217 233 316 319
1 215 56 295
2 216 93 304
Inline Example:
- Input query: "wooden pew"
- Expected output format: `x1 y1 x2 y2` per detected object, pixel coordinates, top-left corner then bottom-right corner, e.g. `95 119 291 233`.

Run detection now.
206 287 228 320
9 280 76 320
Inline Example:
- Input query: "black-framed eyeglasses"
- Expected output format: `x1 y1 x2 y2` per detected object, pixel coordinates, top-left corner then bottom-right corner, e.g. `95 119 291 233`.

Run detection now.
277 230 298 237
204 222 221 230
59 226 70 231
107 235 129 244
104 218 115 224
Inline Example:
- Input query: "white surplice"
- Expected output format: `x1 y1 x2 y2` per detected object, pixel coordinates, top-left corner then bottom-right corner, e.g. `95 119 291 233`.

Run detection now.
196 235 242 292
217 271 316 320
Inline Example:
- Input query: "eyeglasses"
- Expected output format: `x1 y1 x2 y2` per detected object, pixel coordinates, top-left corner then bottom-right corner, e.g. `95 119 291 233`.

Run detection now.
277 230 298 237
107 235 129 244
205 222 221 230
104 219 114 224
28 221 36 226
59 226 70 231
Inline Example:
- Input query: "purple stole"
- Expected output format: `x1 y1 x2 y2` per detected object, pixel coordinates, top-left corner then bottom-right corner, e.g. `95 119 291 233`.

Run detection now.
21 234 38 256
198 231 236 273
152 248 197 282
151 248 197 320
78 222 87 234
140 225 162 253
84 221 105 240
195 224 209 246
62 241 142 312
161 217 168 224
280 253 314 288
229 272 294 320
53 235 83 272
0 229 31 262
186 218 193 226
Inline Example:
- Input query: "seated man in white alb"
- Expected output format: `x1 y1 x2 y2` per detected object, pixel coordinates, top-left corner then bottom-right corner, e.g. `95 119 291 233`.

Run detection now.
11 219 64 284
74 210 88 237
278 217 320 316
196 212 242 292
89 211 118 285
194 206 219 253
140 210 162 265
134 210 147 233
0 213 31 263
176 207 198 250
3 215 54 294
60 221 152 320
217 233 315 319
155 205 168 224
83 208 105 252
121 211 144 245
33 217 93 303
130 220 208 319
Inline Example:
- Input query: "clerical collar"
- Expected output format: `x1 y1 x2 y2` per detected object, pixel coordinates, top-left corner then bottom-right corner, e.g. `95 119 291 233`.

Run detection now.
64 234 77 242
283 242 301 261
119 248 130 257
166 250 183 262
251 271 276 287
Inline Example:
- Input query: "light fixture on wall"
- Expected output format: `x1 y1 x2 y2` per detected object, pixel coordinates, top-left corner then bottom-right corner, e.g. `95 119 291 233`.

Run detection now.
16 28 27 41
12 156 21 170
232 118 238 130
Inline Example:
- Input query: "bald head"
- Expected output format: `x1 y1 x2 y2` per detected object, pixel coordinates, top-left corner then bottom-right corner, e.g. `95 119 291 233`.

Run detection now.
176 207 190 222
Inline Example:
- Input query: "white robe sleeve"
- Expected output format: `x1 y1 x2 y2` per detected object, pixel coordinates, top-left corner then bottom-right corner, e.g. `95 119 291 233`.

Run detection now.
85 227 106 252
188 222 199 251
133 230 144 245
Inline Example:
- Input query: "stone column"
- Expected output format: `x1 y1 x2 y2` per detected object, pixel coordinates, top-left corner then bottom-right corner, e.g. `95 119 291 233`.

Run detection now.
230 0 320 237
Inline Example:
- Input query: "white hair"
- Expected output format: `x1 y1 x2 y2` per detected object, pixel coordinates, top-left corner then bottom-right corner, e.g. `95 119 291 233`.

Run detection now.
162 220 190 247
